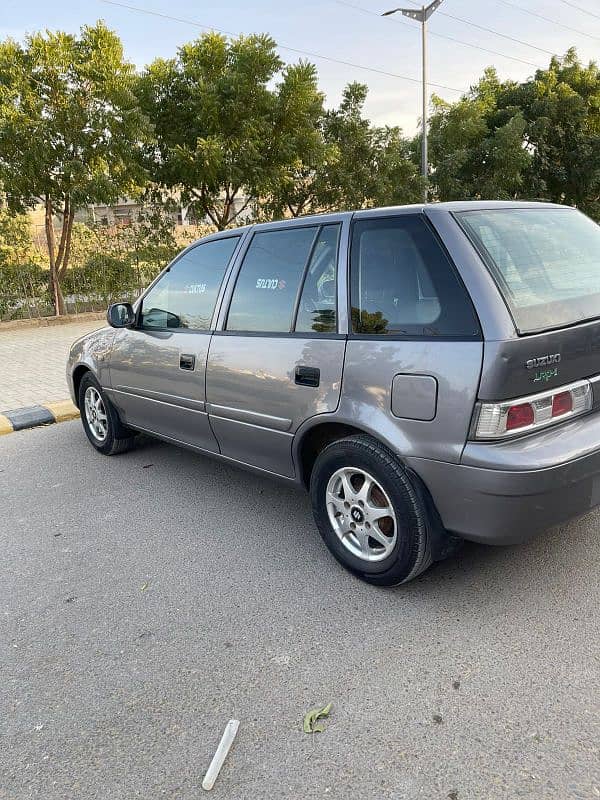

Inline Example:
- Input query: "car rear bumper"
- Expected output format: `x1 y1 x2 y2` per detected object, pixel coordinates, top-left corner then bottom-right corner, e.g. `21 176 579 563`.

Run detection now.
407 412 600 544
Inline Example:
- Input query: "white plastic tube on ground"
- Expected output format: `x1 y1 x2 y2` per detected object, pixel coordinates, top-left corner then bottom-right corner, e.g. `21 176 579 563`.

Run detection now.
202 719 240 791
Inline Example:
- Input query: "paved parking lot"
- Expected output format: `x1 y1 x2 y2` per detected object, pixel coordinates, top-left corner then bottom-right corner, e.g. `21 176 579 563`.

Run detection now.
0 319 102 410
1 422 599 800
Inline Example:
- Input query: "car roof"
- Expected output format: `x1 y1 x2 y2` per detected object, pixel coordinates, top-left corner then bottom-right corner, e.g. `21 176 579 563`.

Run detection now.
194 200 571 246
355 199 568 215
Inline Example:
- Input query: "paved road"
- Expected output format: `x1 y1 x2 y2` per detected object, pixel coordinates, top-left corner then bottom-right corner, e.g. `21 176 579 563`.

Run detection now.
1 422 598 800
0 320 102 410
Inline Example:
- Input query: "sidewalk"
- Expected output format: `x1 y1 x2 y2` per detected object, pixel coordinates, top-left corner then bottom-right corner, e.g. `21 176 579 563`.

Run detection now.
0 319 103 411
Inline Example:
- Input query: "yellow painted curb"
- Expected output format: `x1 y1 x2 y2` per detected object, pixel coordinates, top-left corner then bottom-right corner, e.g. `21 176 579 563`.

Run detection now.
0 414 14 436
44 400 80 423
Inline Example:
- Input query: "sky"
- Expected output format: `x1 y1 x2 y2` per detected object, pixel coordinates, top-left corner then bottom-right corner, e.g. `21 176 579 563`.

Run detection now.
3 0 600 135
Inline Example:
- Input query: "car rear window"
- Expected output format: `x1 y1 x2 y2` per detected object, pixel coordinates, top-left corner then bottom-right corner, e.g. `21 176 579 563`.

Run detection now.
456 208 600 334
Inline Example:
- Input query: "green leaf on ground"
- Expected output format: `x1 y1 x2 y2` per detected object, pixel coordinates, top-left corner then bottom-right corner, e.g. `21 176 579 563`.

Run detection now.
303 702 333 734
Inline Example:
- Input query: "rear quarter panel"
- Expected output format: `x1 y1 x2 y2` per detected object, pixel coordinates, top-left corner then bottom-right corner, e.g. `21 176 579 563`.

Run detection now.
337 339 483 463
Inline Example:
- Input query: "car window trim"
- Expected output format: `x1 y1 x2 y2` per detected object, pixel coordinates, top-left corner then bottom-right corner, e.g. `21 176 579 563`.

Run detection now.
212 330 346 340
136 233 243 333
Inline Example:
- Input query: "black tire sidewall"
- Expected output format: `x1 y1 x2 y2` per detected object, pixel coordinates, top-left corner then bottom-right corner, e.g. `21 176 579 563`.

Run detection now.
310 437 428 585
78 373 120 455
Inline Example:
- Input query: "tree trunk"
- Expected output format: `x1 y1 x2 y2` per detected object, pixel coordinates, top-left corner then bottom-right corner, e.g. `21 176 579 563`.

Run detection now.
44 195 64 316
51 279 67 316
44 194 73 316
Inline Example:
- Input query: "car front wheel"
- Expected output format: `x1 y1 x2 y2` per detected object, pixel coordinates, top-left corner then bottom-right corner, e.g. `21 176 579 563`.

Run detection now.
78 372 136 455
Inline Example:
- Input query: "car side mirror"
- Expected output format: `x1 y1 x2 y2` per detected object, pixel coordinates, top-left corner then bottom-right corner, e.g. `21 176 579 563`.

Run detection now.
107 302 135 328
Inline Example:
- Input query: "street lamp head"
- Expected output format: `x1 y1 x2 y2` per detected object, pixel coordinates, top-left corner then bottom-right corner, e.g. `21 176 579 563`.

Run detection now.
381 0 445 19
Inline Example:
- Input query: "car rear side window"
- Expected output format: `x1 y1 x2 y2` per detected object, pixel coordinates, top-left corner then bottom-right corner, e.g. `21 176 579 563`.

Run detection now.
350 214 480 337
226 226 319 333
141 237 239 331
456 208 600 334
294 225 340 334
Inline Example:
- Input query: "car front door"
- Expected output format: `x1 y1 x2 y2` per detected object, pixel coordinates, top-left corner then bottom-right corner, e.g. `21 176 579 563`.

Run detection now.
107 234 243 452
205 219 349 478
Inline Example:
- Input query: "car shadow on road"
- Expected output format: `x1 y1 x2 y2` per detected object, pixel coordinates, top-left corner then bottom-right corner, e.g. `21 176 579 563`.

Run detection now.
68 429 600 606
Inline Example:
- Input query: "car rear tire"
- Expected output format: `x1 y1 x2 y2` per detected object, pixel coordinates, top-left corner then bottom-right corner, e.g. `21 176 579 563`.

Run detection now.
78 372 136 456
310 434 432 585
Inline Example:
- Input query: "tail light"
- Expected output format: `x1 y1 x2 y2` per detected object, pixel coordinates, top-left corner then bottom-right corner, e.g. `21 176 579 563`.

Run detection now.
472 379 592 440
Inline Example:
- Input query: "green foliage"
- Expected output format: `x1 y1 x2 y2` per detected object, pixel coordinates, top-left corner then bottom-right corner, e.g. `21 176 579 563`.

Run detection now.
0 206 195 319
0 261 48 318
137 32 324 229
0 209 33 266
0 22 150 313
63 207 186 306
0 209 47 318
507 49 600 219
428 68 531 201
428 53 600 219
264 82 424 217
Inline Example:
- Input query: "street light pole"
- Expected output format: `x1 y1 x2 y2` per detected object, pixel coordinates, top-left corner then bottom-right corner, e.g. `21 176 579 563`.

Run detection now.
382 0 445 203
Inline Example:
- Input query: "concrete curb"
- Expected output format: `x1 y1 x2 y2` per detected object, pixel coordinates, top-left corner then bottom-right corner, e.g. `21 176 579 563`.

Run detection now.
0 400 79 436
0 311 106 332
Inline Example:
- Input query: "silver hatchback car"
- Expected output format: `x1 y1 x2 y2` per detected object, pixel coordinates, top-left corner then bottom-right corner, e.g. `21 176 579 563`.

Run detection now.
68 201 600 585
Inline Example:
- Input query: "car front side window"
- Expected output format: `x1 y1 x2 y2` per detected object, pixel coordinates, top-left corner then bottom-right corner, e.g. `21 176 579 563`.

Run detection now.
140 236 240 331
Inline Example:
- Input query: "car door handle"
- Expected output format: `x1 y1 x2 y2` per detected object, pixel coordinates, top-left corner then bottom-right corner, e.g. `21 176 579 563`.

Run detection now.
179 354 196 371
295 366 320 387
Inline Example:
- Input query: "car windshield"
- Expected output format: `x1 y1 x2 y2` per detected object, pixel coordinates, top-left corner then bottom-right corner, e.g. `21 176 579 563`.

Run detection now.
456 207 600 334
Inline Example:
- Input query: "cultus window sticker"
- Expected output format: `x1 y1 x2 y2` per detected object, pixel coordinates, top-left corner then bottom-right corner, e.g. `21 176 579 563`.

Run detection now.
184 283 207 294
256 278 287 290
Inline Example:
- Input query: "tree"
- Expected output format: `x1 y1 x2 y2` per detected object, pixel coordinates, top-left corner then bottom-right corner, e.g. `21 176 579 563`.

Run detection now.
428 54 600 218
264 82 424 218
0 22 149 314
503 49 600 220
137 32 324 230
428 68 531 201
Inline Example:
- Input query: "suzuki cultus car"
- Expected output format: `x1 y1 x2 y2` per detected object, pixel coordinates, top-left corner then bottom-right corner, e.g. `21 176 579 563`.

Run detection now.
68 201 600 585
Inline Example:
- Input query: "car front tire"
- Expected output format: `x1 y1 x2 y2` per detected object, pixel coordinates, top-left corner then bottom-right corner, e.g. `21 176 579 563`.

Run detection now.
78 372 136 456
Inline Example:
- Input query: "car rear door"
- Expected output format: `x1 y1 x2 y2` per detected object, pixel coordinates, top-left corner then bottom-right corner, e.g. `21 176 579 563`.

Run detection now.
205 217 349 478
448 205 600 402
107 234 243 451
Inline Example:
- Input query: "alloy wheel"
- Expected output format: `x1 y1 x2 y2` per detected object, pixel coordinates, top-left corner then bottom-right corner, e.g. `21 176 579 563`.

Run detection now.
325 466 397 562
84 386 108 443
